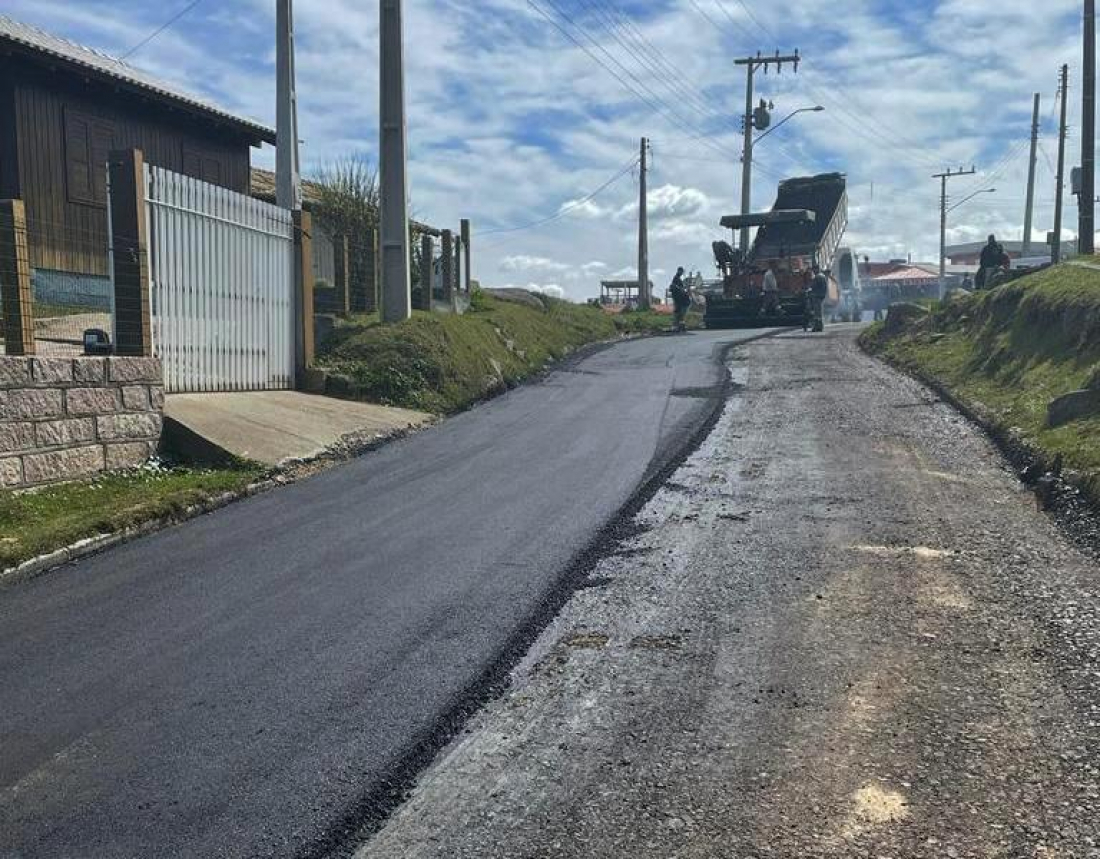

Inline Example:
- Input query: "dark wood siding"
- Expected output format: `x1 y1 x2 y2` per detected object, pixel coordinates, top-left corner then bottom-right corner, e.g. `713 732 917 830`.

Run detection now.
0 68 18 199
12 71 252 276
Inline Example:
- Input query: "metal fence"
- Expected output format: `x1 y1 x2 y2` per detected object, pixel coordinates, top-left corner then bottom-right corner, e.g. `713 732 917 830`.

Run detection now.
145 165 296 392
0 209 114 356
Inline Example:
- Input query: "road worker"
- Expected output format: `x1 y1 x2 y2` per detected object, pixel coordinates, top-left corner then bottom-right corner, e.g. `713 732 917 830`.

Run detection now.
806 265 828 332
670 267 692 331
761 266 780 316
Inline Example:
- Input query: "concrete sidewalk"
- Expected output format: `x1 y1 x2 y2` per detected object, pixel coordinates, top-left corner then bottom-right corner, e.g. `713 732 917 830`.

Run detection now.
164 391 432 466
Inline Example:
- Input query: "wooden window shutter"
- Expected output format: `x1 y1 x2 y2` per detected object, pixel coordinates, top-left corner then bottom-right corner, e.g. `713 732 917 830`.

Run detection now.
64 110 92 203
182 146 202 179
89 120 115 203
201 156 223 186
64 108 114 206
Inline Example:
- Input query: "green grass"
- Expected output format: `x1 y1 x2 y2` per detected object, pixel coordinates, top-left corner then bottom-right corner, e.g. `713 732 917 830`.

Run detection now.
611 307 703 333
0 463 265 570
316 291 651 413
861 263 1100 493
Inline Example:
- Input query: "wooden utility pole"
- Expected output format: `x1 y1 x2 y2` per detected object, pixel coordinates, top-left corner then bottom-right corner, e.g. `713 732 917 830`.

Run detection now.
420 233 433 310
275 0 302 211
0 199 34 355
637 137 649 309
1055 64 1070 263
379 0 411 322
734 50 801 253
1082 0 1096 254
1023 93 1041 256
933 166 976 298
108 149 152 356
293 209 315 384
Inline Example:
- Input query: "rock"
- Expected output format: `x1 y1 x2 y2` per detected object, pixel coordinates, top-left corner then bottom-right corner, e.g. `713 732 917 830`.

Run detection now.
1047 388 1100 428
883 302 931 335
483 288 547 311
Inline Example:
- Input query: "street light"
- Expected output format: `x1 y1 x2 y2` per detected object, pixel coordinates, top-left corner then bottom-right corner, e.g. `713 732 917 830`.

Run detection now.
754 105 825 145
737 104 825 253
940 188 996 297
947 187 996 214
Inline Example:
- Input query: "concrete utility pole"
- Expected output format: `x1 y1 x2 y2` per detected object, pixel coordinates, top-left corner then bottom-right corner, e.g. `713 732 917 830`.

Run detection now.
275 0 302 211
454 234 462 298
1023 93 1041 256
734 50 801 253
379 0 412 322
1082 0 1096 254
1055 64 1070 263
637 137 650 309
934 166 976 298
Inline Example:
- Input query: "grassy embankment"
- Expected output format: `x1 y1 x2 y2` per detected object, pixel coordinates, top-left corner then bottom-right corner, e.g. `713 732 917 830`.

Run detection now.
1 462 265 571
860 263 1100 496
316 290 699 413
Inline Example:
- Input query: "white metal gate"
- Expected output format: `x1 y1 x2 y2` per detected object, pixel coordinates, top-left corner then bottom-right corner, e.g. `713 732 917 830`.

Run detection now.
145 165 295 393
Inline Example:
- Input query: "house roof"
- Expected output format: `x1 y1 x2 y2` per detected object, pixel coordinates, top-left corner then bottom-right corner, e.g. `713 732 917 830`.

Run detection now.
0 15 275 144
250 167 442 236
250 168 324 206
871 265 940 282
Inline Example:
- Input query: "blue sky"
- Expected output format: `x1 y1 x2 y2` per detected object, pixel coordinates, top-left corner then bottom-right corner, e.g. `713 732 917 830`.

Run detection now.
4 0 1091 298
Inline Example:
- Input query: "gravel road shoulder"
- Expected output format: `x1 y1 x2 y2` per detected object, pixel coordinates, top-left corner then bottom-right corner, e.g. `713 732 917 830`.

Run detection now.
356 327 1100 859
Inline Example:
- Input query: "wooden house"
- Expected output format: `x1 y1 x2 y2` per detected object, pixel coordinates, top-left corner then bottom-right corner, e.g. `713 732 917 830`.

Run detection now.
0 15 274 292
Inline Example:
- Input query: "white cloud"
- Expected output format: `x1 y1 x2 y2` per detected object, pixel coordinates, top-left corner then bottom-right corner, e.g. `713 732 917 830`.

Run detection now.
498 254 571 273
6 0 1089 300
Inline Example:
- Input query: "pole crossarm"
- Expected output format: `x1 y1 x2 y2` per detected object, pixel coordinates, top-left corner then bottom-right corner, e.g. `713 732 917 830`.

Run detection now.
734 52 802 71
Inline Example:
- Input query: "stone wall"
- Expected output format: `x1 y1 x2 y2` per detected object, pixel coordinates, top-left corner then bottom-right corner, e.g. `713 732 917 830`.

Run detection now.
0 356 163 489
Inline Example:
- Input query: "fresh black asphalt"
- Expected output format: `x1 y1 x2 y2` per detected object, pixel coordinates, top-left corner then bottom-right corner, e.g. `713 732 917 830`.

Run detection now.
0 330 770 859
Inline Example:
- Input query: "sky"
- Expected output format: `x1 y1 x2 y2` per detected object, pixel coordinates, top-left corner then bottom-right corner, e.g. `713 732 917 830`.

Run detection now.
5 0 1093 300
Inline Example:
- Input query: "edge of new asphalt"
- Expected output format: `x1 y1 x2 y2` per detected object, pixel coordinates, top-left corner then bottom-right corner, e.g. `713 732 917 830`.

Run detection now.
294 327 789 859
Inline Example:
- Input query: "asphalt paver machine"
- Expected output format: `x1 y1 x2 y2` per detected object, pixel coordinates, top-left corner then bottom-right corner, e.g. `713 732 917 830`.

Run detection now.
705 172 849 329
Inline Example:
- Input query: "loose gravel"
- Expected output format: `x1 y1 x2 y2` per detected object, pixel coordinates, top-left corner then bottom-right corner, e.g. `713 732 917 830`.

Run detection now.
356 328 1100 859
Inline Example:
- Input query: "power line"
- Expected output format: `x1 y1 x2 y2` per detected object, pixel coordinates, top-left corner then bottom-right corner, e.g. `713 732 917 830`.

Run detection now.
479 156 640 239
527 0 736 162
581 0 730 128
718 0 942 168
119 0 204 60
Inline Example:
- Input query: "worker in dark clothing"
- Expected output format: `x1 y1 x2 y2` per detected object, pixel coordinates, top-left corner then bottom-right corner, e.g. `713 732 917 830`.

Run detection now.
670 267 691 331
806 265 828 333
977 234 1006 289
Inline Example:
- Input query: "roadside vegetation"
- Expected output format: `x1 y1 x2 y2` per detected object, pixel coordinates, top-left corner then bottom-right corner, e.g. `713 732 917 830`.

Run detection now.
0 461 265 572
861 263 1100 494
315 290 695 413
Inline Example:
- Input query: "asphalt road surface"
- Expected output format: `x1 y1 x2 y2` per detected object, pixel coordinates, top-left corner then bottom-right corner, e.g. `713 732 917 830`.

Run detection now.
359 328 1100 859
0 329 772 859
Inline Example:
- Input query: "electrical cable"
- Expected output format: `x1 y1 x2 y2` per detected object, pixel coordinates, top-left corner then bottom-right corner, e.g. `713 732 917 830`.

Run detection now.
119 0 204 60
479 156 640 238
527 0 736 163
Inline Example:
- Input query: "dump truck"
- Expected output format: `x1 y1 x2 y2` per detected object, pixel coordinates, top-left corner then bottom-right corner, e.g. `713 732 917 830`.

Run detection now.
704 173 849 329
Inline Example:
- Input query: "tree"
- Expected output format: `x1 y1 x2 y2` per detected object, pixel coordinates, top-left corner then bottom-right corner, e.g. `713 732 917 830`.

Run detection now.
311 156 380 312
311 155 424 313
